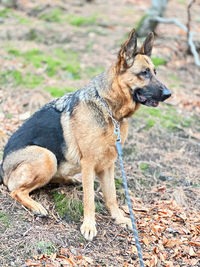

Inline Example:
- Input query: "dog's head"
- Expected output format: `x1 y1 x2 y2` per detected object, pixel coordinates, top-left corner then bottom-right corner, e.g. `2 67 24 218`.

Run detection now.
116 29 171 107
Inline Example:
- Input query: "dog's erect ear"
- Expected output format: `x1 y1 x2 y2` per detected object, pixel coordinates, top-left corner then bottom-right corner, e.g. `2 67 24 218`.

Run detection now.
140 32 154 56
117 28 137 70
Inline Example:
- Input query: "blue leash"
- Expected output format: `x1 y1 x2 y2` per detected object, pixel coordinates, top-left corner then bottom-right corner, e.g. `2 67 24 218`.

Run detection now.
114 127 144 267
98 95 144 266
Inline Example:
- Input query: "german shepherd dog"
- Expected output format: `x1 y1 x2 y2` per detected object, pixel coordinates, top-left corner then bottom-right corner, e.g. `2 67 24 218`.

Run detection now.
0 28 171 240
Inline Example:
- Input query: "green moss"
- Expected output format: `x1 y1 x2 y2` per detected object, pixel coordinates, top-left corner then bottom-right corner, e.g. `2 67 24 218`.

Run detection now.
151 57 167 67
178 0 186 4
140 163 149 171
6 47 82 80
115 178 123 190
0 69 44 88
37 241 56 255
52 192 83 222
23 49 61 76
44 86 74 97
95 200 105 213
145 118 156 130
26 29 40 41
66 14 97 26
169 74 180 82
148 108 162 118
62 62 81 80
39 9 63 22
0 212 10 227
6 113 12 119
16 15 31 24
23 72 44 88
84 66 104 78
0 8 12 18
8 49 21 57
135 14 148 32
135 105 193 132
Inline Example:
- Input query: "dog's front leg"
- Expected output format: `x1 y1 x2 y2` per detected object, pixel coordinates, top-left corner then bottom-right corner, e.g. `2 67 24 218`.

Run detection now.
80 159 97 241
99 164 132 230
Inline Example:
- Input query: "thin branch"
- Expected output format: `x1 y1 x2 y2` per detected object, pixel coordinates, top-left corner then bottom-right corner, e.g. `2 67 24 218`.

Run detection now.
187 0 195 42
188 32 200 66
150 15 200 67
153 16 187 31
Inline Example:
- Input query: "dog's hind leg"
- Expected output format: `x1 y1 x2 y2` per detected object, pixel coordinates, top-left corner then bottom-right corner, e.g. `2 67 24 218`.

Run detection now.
98 164 132 230
5 146 57 216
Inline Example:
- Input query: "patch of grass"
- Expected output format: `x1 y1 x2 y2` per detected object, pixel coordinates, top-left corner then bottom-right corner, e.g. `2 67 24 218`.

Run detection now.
23 49 61 77
115 178 123 190
8 49 21 57
169 74 180 82
152 57 167 67
178 0 186 4
6 47 82 80
13 70 44 88
37 241 56 255
66 14 97 26
140 162 149 171
84 66 104 78
23 48 81 79
39 9 97 26
53 48 79 62
0 8 12 18
0 212 10 228
16 15 31 24
135 105 193 132
0 69 44 88
26 29 40 41
6 113 12 119
39 9 63 22
44 86 74 97
95 200 104 213
145 118 156 130
62 62 81 80
52 191 83 222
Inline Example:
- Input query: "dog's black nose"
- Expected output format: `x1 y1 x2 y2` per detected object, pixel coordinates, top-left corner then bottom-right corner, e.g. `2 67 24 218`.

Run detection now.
161 87 171 101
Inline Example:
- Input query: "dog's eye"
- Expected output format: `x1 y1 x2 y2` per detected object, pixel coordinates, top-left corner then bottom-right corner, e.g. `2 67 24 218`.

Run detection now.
141 68 150 77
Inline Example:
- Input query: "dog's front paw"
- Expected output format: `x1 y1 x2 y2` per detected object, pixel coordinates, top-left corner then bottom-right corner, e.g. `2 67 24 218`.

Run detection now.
115 216 132 230
32 202 48 217
80 219 97 241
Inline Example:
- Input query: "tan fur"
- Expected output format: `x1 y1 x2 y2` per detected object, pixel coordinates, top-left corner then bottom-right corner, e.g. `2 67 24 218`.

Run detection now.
2 28 159 240
6 146 57 215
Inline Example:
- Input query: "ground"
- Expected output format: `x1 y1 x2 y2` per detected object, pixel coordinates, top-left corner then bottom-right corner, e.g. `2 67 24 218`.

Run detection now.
0 0 200 266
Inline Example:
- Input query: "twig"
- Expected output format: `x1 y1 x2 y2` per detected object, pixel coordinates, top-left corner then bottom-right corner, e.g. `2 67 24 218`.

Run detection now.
153 16 187 31
186 0 200 66
187 0 195 42
150 14 200 67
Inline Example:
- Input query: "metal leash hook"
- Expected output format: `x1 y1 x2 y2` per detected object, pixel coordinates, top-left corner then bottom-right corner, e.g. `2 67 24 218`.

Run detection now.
114 126 145 267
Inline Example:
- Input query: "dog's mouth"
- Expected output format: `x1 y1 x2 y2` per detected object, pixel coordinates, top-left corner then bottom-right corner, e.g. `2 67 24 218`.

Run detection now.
134 90 159 107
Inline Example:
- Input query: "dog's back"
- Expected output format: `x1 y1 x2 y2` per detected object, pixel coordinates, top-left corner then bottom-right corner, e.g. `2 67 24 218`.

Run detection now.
3 102 66 165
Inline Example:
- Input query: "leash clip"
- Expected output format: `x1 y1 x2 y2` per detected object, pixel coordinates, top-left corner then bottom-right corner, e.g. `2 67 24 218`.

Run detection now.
114 126 121 143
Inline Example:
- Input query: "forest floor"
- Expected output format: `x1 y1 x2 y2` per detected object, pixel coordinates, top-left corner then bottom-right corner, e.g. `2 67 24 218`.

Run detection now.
0 0 200 266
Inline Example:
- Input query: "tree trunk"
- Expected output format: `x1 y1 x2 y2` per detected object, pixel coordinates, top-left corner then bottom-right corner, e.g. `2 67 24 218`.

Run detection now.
136 0 168 37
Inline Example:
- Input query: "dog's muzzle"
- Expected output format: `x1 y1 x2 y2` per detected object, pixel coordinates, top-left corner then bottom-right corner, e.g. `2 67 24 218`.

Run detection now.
133 85 171 107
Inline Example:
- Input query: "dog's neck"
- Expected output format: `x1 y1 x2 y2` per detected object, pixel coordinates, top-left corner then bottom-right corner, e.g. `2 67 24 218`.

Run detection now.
99 68 140 121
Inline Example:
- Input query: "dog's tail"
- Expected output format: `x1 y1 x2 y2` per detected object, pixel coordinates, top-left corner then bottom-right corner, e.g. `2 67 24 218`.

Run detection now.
0 163 3 184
